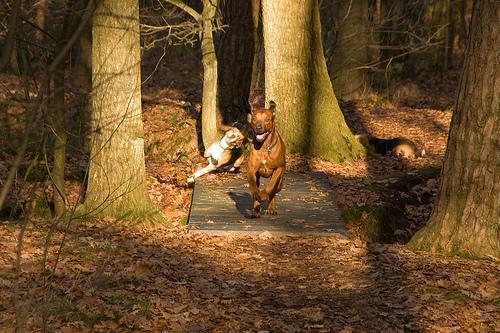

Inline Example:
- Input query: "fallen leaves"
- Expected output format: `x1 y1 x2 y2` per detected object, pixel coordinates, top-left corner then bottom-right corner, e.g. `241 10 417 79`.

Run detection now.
2 221 498 332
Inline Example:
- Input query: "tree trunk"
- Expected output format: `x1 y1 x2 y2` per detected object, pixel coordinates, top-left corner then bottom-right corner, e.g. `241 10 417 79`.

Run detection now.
35 0 48 44
70 0 92 156
51 44 68 217
425 0 452 72
262 0 364 162
0 0 21 72
250 0 265 93
408 1 499 258
323 0 370 99
201 0 219 149
216 0 254 126
84 0 159 220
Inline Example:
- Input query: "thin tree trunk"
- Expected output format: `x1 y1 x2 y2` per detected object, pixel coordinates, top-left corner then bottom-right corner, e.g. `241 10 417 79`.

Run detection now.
0 0 22 72
51 50 68 217
200 0 219 149
50 1 75 217
35 0 48 43
84 0 159 220
426 0 451 72
70 1 92 156
408 1 499 258
250 0 264 93
263 0 364 162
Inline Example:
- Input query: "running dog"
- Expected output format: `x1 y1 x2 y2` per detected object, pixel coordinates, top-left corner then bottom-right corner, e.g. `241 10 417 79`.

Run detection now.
247 101 286 218
187 127 245 185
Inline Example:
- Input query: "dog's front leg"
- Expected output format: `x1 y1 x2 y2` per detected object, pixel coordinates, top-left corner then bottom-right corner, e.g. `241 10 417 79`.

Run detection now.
247 172 261 218
188 163 217 185
261 167 285 215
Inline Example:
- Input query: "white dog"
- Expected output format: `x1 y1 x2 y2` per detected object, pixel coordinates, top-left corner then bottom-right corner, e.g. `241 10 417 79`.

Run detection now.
187 127 245 185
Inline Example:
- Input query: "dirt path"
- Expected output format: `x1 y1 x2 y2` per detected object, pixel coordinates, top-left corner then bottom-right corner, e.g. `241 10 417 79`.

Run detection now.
0 221 498 332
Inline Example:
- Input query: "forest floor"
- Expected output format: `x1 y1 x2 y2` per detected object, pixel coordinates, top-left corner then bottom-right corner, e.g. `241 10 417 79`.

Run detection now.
0 48 499 332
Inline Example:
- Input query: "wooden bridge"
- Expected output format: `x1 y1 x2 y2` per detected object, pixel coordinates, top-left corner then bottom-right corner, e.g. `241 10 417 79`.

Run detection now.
188 172 346 236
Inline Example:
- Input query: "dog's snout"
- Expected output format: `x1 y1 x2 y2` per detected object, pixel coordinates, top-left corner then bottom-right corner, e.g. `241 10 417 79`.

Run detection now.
255 124 263 131
228 133 235 139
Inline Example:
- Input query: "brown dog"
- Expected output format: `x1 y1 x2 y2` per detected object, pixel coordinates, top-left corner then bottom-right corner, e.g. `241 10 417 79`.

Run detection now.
247 101 286 218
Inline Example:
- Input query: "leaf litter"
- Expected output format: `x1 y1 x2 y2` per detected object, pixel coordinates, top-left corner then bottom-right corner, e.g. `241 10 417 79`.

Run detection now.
0 222 498 332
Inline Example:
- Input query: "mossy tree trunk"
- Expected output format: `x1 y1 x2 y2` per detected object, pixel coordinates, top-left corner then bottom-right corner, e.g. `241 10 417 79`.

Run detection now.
216 0 254 125
408 1 499 258
84 0 159 220
262 0 364 162
322 0 370 99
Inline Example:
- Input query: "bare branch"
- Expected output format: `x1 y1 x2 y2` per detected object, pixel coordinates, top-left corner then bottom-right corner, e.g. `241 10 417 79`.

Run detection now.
166 0 201 22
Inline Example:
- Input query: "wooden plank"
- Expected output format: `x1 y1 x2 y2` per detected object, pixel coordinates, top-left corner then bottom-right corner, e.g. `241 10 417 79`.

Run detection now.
188 172 346 236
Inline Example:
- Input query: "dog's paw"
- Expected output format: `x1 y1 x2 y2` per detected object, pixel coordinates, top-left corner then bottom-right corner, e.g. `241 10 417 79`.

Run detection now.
229 166 240 173
258 191 269 202
251 211 261 218
266 208 277 215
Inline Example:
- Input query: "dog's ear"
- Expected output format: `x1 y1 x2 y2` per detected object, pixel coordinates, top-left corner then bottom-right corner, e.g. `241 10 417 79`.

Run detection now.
236 134 244 147
247 112 252 122
268 100 276 114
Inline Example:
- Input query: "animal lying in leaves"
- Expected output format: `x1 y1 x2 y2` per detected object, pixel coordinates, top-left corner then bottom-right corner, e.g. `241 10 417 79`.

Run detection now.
355 134 426 159
187 127 245 185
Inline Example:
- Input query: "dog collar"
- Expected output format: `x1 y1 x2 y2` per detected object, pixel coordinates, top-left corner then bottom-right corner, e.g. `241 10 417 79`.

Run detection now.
218 137 231 150
264 140 277 153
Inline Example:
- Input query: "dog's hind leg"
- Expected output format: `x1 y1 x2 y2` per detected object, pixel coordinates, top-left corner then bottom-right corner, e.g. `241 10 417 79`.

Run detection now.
230 151 245 173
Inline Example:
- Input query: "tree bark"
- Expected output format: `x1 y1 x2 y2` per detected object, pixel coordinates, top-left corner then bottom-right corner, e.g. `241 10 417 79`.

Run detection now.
216 0 254 126
408 1 499 258
262 0 364 162
84 0 159 220
250 0 265 93
322 0 370 99
201 0 219 149
0 0 22 72
51 26 69 217
35 0 48 44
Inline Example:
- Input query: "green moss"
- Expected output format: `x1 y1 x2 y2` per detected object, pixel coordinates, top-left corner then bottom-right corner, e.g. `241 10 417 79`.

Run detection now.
178 215 189 226
70 311 112 328
444 291 470 302
342 205 388 242
77 201 170 226
34 197 53 219
127 298 153 320
455 251 495 262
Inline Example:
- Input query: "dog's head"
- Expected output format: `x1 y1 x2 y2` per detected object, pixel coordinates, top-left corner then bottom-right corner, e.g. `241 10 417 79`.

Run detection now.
223 127 245 148
249 101 276 142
